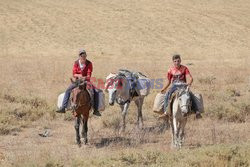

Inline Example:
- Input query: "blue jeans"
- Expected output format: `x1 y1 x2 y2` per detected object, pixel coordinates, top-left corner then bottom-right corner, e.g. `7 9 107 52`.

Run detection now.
163 84 199 114
163 85 179 113
62 83 78 109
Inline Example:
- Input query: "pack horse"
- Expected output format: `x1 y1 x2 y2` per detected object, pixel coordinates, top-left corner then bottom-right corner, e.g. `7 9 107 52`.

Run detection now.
105 69 151 132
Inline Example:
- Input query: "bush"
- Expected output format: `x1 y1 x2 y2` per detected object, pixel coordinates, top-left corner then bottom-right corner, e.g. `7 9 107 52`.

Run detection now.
0 93 56 135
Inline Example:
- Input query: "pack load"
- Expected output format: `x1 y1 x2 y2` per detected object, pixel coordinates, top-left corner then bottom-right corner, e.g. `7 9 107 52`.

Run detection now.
57 92 71 109
94 89 105 112
136 72 151 96
192 93 204 113
57 92 65 109
118 69 151 96
153 93 165 113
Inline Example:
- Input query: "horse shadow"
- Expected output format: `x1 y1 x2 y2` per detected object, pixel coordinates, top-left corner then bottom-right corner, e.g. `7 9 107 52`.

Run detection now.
93 121 170 148
94 137 133 148
142 121 170 134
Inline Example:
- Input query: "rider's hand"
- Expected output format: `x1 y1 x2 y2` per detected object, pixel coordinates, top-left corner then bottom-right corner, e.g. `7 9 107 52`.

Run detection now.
78 76 85 80
160 89 166 94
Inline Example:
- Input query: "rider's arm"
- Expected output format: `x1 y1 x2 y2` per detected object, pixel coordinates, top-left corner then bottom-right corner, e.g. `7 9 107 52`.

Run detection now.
185 67 193 86
187 73 193 86
161 69 172 93
72 62 84 79
161 79 171 93
86 62 93 81
73 74 84 79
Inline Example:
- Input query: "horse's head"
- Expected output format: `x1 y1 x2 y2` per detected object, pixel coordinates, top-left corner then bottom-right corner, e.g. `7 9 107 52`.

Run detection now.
105 73 129 106
177 86 191 117
71 81 89 110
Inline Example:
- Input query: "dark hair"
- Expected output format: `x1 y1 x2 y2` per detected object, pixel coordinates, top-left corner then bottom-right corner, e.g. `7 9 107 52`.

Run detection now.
172 54 181 61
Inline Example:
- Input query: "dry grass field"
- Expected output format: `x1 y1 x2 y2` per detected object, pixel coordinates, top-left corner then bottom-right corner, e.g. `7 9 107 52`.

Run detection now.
0 0 250 166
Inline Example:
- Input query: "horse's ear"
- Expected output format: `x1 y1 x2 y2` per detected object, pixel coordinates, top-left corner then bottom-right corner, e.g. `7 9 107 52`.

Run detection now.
186 86 190 92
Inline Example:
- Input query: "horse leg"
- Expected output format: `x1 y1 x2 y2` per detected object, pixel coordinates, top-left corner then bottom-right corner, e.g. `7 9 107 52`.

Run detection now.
120 102 130 133
135 98 144 130
172 117 178 148
179 118 187 148
176 121 182 148
75 116 81 147
82 116 88 144
171 96 180 148
170 120 175 148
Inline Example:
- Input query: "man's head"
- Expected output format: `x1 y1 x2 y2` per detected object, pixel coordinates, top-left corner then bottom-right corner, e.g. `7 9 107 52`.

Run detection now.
79 49 87 63
172 54 181 68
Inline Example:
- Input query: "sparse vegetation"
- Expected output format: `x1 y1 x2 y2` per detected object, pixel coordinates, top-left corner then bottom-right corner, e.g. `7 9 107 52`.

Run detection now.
41 143 250 167
0 93 56 135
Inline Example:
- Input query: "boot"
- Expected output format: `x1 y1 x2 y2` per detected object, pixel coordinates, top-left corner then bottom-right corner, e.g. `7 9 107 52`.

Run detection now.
196 113 202 119
56 107 65 113
93 110 101 116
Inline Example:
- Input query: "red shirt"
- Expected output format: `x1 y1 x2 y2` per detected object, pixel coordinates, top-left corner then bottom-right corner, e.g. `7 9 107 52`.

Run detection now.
167 65 190 83
73 59 93 81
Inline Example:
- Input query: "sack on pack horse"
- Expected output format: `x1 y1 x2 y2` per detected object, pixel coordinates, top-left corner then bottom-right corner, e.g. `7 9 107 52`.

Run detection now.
94 89 105 112
136 73 151 96
117 69 151 97
84 86 105 112
192 93 204 113
57 92 72 109
153 93 165 113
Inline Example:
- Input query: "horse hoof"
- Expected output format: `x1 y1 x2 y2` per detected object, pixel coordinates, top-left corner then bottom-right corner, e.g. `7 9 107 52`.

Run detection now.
77 141 81 147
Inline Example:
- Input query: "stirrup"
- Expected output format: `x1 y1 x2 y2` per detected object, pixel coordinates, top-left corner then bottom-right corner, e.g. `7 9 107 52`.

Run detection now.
93 110 101 116
159 113 168 119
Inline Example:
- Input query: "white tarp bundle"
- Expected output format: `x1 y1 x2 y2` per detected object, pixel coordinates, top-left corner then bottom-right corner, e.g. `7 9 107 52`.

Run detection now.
95 89 105 111
136 74 151 96
153 93 165 113
57 92 65 109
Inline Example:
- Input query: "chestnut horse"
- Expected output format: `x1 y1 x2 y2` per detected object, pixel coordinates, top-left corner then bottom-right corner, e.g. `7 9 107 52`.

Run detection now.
71 81 91 147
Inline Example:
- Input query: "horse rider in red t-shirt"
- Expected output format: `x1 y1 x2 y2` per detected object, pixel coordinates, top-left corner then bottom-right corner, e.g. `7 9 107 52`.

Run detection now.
56 49 101 116
159 54 202 119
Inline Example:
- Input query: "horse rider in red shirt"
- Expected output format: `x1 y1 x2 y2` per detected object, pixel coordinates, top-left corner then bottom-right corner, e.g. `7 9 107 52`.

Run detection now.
56 49 101 116
159 54 202 119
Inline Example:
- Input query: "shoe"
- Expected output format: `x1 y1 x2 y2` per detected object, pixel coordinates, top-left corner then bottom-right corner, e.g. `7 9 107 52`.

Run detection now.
159 113 168 119
196 113 202 119
93 110 101 116
56 108 65 113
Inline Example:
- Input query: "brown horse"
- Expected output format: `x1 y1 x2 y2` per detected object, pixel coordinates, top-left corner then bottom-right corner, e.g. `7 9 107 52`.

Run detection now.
71 81 91 147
